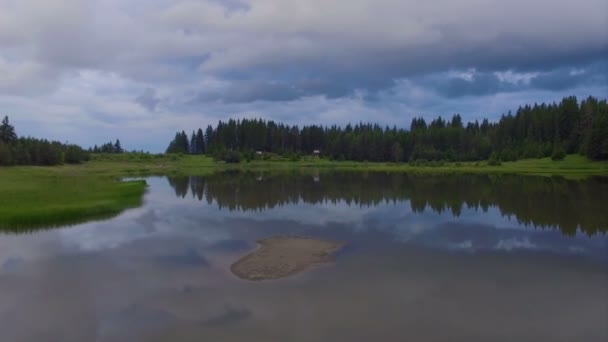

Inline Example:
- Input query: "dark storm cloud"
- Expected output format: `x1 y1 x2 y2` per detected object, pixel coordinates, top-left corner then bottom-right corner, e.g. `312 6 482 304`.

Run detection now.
432 74 507 98
530 62 608 91
195 25 607 102
192 58 607 104
192 76 360 104
195 81 303 103
135 88 161 111
402 60 608 99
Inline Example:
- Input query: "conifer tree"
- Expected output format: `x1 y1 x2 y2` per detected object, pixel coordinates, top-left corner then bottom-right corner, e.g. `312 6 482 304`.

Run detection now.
0 116 17 144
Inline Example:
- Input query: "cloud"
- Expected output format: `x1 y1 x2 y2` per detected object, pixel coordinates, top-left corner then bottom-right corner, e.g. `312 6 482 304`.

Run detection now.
0 57 61 95
0 0 606 151
409 61 608 99
2 0 607 95
135 88 162 111
194 80 302 103
529 62 608 91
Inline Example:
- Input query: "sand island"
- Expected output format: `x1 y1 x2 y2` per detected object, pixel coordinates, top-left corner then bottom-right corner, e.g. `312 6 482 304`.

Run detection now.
230 236 344 281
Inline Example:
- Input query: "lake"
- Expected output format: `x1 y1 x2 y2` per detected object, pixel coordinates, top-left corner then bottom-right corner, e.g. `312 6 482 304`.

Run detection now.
0 171 606 341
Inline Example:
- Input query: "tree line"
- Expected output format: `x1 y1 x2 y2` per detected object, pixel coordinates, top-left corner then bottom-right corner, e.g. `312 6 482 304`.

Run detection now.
90 140 124 154
0 116 89 166
166 95 608 162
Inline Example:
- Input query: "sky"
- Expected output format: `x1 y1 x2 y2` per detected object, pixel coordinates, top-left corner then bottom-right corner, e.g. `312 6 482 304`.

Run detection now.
0 0 606 152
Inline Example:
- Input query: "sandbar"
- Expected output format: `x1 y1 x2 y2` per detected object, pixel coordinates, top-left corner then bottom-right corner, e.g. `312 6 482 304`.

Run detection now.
230 236 343 281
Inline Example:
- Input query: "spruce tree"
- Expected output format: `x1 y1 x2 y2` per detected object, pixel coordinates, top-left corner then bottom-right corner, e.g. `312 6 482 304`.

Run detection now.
196 128 205 154
114 139 123 153
190 131 197 154
0 116 17 144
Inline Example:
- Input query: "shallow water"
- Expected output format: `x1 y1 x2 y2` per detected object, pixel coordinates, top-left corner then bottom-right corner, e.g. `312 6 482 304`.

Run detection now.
1 172 607 341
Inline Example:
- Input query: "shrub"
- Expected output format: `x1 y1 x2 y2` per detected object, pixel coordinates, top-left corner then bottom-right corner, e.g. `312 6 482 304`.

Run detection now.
224 150 242 163
289 152 301 162
551 147 566 161
499 149 517 162
409 158 429 167
488 152 502 166
64 145 89 164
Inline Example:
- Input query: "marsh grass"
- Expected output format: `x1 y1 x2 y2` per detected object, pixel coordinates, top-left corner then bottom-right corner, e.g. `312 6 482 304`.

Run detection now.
52 153 608 178
212 154 608 179
0 166 147 232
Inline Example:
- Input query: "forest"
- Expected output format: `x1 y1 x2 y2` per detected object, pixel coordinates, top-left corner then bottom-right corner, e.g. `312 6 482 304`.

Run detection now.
0 116 132 166
167 95 608 163
0 116 89 166
2 95 607 167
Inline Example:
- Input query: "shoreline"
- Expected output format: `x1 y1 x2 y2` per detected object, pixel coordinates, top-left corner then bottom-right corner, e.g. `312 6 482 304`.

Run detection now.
1 154 607 231
84 154 608 179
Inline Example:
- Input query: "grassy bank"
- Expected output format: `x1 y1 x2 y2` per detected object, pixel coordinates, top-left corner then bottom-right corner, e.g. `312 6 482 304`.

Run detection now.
0 166 147 232
1 153 606 231
88 153 608 178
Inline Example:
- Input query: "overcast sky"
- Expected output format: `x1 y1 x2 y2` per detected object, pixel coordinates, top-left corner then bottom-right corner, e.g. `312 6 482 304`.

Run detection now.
1 0 606 152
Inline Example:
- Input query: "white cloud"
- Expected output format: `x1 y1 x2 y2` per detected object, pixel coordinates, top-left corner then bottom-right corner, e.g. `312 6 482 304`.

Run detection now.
0 57 60 95
494 71 539 85
2 0 606 90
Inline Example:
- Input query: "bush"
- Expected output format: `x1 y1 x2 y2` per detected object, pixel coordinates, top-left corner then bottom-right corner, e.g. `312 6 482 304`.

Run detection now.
427 160 445 167
64 145 88 164
488 152 502 166
242 149 255 162
289 152 301 162
499 149 517 162
409 158 429 167
224 150 241 163
551 147 566 161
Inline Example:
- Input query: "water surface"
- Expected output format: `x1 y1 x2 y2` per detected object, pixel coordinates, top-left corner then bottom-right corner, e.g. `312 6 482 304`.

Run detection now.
1 172 606 341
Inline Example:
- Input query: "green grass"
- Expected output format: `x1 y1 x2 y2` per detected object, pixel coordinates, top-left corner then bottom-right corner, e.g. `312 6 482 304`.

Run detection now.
0 166 147 232
1 153 606 231
85 153 608 178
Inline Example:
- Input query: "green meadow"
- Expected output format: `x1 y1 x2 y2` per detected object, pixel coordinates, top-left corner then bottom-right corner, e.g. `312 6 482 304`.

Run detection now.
1 154 607 231
86 152 608 177
0 166 146 232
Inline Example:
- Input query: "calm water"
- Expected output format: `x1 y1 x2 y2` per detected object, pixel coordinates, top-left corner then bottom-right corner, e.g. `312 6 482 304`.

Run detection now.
0 172 607 341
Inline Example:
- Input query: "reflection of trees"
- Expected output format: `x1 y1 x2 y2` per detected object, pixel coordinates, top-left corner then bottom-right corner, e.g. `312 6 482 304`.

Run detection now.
166 172 608 236
167 177 189 198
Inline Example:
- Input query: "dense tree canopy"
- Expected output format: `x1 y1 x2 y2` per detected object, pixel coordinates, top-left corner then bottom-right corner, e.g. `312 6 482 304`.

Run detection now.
166 96 608 162
0 117 89 166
